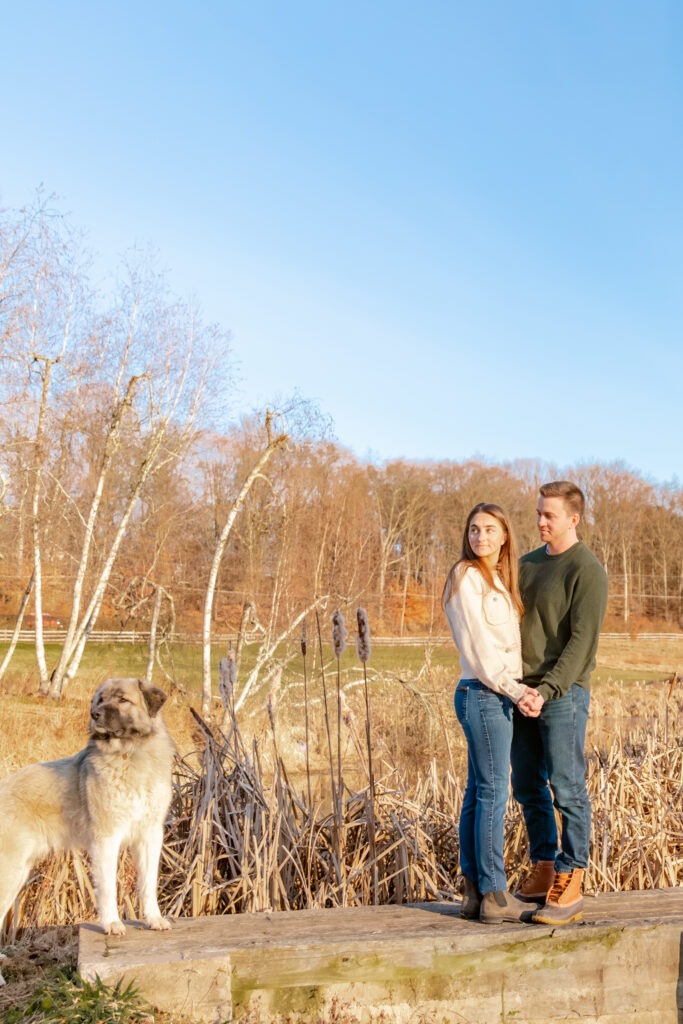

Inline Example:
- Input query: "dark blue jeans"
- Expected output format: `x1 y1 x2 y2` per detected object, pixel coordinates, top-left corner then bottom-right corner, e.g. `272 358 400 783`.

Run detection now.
510 683 591 872
454 679 514 894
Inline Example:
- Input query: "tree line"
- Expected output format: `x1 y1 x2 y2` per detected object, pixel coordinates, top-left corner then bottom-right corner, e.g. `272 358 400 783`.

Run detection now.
1 197 682 700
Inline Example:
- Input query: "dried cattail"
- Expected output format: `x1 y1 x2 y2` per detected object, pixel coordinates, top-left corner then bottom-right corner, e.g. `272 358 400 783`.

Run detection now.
301 617 312 808
218 648 237 711
356 607 371 664
331 609 347 820
331 609 347 659
266 666 283 729
355 607 376 899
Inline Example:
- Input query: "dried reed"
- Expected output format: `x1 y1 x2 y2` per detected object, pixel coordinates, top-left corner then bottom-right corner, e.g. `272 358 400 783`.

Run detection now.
5 645 683 934
300 619 312 809
218 644 237 728
331 609 347 811
9 720 682 934
314 608 340 884
356 607 378 903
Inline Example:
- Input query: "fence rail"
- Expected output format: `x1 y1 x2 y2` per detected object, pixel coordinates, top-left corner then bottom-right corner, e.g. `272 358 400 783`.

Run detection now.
598 633 683 642
1 630 683 646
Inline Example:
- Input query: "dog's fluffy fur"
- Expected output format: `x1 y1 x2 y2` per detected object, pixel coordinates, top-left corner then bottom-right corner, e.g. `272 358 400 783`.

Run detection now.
0 678 174 984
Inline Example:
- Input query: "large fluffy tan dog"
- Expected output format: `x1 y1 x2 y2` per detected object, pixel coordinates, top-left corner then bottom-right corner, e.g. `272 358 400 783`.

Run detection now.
0 678 175 984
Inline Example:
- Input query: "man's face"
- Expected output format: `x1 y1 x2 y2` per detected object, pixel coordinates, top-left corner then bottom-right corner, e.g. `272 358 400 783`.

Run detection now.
536 495 579 552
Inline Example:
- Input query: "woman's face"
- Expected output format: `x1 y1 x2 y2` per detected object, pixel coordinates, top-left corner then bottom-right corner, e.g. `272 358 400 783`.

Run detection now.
468 512 507 567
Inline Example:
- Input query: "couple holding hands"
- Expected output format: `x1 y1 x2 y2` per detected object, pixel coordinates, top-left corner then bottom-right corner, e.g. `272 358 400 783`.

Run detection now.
443 481 608 926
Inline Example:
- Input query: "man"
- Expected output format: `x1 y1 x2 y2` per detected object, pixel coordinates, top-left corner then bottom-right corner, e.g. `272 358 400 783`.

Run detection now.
513 481 608 925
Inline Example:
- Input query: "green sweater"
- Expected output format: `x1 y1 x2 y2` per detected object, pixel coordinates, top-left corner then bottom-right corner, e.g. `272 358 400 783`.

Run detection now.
519 542 608 701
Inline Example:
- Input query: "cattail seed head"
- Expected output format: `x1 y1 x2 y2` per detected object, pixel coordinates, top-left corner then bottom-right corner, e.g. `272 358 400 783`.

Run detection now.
301 619 307 657
219 648 237 709
356 607 371 664
266 666 283 728
331 609 347 659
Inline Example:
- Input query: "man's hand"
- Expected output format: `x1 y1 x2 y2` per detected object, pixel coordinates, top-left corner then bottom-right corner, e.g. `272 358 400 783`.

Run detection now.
517 687 544 718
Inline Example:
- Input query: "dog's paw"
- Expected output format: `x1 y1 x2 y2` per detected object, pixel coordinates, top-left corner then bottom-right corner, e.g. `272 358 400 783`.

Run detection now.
146 916 171 931
104 920 126 936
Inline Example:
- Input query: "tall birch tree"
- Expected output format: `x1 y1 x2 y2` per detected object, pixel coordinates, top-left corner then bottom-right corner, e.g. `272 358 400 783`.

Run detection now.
44 267 220 697
201 411 288 715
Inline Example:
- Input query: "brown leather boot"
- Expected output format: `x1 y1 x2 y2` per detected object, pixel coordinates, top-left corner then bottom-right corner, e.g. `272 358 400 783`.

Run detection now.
516 859 556 902
532 868 584 925
460 876 481 920
480 890 537 924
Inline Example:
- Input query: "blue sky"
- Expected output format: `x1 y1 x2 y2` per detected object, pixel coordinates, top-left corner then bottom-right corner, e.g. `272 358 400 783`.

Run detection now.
2 2 682 482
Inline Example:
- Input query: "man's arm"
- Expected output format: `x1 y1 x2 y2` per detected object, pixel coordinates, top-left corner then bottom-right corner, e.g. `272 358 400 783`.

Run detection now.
535 561 608 702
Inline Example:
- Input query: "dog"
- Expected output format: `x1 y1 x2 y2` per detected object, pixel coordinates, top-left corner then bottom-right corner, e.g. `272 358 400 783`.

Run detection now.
0 678 175 985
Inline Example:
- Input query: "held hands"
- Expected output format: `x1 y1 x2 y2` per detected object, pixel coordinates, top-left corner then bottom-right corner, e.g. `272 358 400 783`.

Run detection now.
517 686 544 718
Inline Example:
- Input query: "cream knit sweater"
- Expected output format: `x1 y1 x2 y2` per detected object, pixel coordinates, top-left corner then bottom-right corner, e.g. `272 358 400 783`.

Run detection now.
443 565 525 702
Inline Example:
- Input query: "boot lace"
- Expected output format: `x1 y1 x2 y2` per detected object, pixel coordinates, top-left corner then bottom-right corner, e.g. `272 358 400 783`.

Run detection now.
547 872 572 902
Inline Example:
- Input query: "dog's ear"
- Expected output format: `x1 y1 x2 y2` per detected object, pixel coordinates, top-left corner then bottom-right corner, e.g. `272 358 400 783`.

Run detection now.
138 680 167 717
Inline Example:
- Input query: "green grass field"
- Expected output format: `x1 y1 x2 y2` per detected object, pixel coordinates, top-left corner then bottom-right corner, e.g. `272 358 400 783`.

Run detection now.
0 637 667 708
0 638 462 695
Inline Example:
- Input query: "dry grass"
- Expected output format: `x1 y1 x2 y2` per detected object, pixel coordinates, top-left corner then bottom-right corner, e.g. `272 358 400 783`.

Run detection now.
0 927 76 1015
6 699 683 938
0 671 201 778
597 634 683 674
1 640 682 940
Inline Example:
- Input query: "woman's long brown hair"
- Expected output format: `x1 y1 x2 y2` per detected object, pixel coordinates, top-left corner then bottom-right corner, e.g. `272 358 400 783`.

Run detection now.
442 502 524 617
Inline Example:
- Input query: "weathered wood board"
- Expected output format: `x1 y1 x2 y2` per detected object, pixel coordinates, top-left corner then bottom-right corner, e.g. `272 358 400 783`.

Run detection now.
78 888 683 1023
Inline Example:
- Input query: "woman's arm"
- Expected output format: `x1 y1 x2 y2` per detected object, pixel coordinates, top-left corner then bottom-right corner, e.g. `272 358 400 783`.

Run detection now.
444 567 526 702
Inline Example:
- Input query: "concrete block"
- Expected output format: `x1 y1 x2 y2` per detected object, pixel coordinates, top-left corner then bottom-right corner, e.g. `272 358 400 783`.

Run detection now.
78 889 683 1023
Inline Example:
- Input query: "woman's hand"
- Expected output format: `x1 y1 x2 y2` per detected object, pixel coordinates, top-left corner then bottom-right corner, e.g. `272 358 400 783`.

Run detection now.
518 687 544 717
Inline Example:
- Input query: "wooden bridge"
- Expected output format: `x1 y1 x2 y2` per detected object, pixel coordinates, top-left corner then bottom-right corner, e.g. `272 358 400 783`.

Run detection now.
78 887 683 1023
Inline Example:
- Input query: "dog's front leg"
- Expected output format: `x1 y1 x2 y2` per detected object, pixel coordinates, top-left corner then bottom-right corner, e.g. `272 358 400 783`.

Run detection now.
130 825 170 931
90 838 125 935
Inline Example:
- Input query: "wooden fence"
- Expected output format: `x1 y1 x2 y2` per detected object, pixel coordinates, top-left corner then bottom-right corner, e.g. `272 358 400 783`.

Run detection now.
1 630 682 646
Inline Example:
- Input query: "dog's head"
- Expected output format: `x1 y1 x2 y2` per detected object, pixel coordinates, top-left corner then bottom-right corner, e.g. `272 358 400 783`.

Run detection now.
89 678 167 740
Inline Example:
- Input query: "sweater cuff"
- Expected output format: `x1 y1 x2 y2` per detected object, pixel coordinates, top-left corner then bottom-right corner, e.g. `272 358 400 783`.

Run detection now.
536 682 554 702
499 678 527 703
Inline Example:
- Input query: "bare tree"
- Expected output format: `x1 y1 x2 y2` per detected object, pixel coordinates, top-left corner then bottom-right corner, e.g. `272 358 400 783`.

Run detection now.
201 411 288 715
0 197 83 688
46 282 218 698
0 572 33 682
1 201 227 695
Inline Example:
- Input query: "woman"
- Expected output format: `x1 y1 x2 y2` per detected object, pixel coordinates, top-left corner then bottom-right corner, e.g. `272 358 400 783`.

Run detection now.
443 502 540 924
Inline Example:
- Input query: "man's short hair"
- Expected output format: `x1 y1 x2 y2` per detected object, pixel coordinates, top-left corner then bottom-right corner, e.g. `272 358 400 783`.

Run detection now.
539 480 585 518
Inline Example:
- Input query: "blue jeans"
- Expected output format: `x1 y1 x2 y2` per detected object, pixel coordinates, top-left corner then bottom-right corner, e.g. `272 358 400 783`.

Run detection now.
510 684 591 872
454 679 514 894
